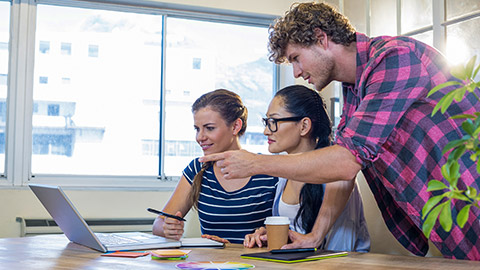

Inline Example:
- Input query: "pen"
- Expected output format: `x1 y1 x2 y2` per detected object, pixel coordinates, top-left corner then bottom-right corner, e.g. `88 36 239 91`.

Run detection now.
147 208 186 221
270 248 317 254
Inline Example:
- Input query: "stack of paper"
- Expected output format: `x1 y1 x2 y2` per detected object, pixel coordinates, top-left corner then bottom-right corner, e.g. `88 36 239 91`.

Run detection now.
150 249 191 260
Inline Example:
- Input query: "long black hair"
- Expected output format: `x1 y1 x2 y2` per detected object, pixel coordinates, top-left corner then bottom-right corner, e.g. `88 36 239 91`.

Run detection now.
274 85 332 233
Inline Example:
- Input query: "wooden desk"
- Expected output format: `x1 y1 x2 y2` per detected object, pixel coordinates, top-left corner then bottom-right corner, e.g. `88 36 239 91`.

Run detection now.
1 234 479 269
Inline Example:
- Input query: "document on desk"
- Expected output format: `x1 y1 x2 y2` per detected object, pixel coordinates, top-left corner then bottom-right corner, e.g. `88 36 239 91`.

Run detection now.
241 250 348 263
180 238 225 248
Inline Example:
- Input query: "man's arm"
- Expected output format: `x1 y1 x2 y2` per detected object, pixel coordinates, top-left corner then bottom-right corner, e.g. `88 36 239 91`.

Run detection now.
200 144 361 185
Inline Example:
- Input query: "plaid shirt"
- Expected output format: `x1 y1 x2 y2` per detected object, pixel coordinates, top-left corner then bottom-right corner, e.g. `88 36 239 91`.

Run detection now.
335 33 480 260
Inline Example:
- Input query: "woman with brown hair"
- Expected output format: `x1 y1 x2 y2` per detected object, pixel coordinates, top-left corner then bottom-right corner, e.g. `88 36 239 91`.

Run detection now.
152 89 277 243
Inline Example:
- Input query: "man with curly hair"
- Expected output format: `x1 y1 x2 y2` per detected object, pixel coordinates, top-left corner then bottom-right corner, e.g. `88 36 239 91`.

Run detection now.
201 2 480 260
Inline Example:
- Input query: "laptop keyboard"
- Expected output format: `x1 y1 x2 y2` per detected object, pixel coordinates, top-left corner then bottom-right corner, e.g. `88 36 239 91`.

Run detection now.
96 233 141 245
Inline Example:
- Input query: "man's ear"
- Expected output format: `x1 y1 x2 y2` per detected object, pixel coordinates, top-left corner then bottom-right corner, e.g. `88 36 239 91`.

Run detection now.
300 117 313 137
313 28 328 49
232 118 243 135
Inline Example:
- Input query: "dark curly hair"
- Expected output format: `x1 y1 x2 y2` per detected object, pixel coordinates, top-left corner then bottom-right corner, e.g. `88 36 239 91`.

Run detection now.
268 2 356 64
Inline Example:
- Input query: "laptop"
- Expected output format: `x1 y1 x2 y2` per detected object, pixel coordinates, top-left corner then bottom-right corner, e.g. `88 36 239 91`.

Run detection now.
29 183 182 252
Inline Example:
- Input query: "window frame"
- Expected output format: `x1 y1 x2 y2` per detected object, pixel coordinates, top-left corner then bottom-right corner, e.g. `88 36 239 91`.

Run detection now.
2 0 279 188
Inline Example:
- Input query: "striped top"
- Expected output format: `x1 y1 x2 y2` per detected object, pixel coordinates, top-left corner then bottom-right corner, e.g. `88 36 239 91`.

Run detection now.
183 158 278 244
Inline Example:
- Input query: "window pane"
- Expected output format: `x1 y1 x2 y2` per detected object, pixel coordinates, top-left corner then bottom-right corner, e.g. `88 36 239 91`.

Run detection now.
370 0 396 36
0 1 9 173
61 42 72 55
410 31 433 47
447 18 480 75
401 0 432 34
33 5 163 175
39 41 50 54
446 0 480 20
164 18 274 176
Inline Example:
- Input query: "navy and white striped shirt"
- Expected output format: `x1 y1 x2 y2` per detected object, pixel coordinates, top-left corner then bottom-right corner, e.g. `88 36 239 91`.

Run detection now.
183 158 278 244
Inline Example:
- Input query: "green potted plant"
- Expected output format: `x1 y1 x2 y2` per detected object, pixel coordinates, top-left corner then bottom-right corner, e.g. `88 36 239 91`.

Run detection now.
422 55 480 238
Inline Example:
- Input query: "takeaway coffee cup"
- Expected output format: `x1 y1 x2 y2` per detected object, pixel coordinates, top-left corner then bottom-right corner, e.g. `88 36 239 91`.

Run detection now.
264 216 290 249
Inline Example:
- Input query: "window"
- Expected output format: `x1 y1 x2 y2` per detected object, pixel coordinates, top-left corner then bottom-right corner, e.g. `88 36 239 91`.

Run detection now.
88 44 99 57
47 104 60 116
164 17 273 175
0 74 6 85
39 76 48 84
363 0 480 66
61 42 72 55
3 0 276 187
61 77 71 84
192 58 201 69
445 0 480 69
39 41 50 54
0 1 9 173
31 3 274 179
33 4 164 175
446 0 480 20
401 0 432 34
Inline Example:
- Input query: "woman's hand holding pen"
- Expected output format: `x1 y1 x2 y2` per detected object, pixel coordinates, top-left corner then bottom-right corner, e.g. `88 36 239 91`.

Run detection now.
162 211 185 240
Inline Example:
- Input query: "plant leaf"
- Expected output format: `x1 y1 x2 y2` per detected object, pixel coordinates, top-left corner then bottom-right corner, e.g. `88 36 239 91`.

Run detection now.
457 204 472 228
454 87 467 102
427 180 448 191
434 90 457 115
465 55 477 78
451 114 477 120
477 158 480 175
439 201 452 232
440 90 457 114
427 81 463 98
422 194 446 219
450 145 466 162
441 163 453 183
466 186 478 199
422 204 444 238
467 83 477 93
475 115 480 127
462 119 475 135
473 61 480 78
442 139 465 155
451 64 467 80
442 161 460 186
450 192 470 201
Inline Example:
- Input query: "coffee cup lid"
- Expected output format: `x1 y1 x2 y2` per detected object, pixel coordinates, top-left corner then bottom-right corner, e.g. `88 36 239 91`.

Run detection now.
264 216 290 225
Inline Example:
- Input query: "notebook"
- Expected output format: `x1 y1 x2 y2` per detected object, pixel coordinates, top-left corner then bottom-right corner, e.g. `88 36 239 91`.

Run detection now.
240 250 348 263
29 183 182 252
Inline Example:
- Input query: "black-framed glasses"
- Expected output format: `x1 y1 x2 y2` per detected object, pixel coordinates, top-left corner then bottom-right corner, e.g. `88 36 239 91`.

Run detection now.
262 116 305 132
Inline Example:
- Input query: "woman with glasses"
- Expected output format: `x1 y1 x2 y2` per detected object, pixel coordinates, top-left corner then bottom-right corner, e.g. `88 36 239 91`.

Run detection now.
244 85 370 252
152 89 278 244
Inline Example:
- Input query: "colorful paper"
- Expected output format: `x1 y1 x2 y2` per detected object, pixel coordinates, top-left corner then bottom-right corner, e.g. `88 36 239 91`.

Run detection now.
175 261 255 270
150 249 191 257
101 251 149 258
152 255 188 260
